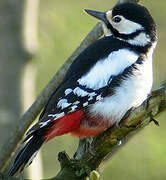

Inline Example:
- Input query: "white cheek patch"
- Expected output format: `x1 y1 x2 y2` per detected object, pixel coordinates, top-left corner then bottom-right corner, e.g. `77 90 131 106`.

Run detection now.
108 14 144 35
113 17 144 34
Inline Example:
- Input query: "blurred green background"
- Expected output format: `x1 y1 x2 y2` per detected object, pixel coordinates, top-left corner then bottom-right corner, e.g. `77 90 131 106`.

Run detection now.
29 0 166 179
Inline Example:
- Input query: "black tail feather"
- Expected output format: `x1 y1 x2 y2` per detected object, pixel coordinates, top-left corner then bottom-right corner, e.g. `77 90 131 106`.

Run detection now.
8 135 44 177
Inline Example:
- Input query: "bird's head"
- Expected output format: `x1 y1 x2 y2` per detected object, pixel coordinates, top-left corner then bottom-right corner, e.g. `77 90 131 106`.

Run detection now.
85 2 157 47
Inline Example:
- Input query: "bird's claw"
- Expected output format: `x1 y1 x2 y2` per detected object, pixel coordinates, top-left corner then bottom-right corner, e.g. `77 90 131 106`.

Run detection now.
149 111 159 126
74 138 86 159
150 117 159 126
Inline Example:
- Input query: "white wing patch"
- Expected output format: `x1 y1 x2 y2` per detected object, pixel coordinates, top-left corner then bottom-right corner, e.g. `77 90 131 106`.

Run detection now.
77 49 138 90
69 105 78 112
55 86 103 112
89 50 154 125
96 95 103 101
65 88 72 96
83 102 89 107
73 101 80 105
89 92 97 97
39 120 51 128
48 112 65 119
73 87 89 97
25 86 105 139
57 99 71 109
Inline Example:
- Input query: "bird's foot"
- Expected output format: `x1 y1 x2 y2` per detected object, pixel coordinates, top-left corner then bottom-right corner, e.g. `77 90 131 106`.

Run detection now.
150 118 160 126
149 112 159 126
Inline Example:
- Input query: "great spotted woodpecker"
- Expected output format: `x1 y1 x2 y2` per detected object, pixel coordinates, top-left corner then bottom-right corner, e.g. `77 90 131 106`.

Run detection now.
8 2 157 176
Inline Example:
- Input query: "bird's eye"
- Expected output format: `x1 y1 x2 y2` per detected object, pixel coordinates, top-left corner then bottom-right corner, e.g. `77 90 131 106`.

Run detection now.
113 16 122 23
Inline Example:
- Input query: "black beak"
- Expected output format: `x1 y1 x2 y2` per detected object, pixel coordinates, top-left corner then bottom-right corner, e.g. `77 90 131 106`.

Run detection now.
84 9 109 25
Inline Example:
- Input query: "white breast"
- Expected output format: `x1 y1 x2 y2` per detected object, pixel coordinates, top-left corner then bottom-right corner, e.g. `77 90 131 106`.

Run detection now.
89 52 153 124
78 49 138 90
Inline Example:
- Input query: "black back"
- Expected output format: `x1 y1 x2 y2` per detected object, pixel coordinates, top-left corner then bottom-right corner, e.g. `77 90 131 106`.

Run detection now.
40 36 142 119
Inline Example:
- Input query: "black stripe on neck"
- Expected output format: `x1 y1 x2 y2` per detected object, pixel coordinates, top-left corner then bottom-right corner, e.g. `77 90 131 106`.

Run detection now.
107 23 143 40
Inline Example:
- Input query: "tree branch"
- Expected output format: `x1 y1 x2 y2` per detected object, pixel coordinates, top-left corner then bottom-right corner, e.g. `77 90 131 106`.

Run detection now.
47 84 166 180
1 85 166 179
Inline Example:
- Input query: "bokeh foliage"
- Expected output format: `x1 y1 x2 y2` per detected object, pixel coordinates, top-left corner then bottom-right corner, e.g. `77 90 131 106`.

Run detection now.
31 0 166 179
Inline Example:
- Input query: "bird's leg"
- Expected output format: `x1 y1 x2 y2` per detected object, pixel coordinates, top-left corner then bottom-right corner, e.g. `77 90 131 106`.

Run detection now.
86 137 96 156
74 137 96 159
149 111 159 126
74 138 87 159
